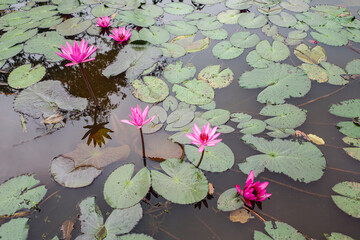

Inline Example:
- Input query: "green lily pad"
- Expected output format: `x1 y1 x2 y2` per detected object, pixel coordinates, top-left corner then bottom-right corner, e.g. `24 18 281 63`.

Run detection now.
212 41 244 60
324 232 355 240
239 135 326 183
238 13 267 29
0 218 29 240
0 28 37 45
197 17 223 31
337 121 360 138
91 4 116 17
0 174 47 216
167 108 194 128
169 131 192 145
170 34 210 53
185 12 210 20
164 60 196 84
103 45 162 80
320 62 347 85
14 80 88 119
199 101 216 110
346 59 360 74
217 9 240 24
77 197 143 239
343 147 360 161
132 76 169 103
217 125 235 133
343 137 360 147
200 109 230 126
256 40 290 62
246 50 274 69
117 10 155 27
151 158 208 204
296 12 326 26
266 126 295 138
288 30 307 40
231 112 252 123
104 164 150 209
185 142 234 172
141 4 164 18
163 96 178 111
239 63 311 104
217 188 244 211
269 12 297 27
230 32 260 49
58 0 87 13
237 119 266 135
56 17 92 36
300 63 328 83
310 28 348 46
198 65 234 89
201 28 228 40
332 181 360 218
120 234 155 240
254 221 306 240
257 5 282 15
192 0 224 4
173 79 214 105
260 104 307 129
8 64 46 89
164 2 193 15
160 42 186 58
0 11 31 27
38 16 63 29
329 99 360 118
139 26 170 45
165 20 197 36
29 5 58 21
226 0 252 10
280 0 309 12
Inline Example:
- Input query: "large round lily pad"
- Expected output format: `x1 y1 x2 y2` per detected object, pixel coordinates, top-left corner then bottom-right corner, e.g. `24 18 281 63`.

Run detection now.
56 17 92 36
260 104 307 129
256 40 290 62
151 158 208 204
164 60 196 84
212 41 244 60
8 64 45 89
332 181 360 218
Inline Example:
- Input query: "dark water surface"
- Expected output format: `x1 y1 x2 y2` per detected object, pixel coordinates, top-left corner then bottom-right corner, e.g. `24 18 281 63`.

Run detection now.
1 0 360 239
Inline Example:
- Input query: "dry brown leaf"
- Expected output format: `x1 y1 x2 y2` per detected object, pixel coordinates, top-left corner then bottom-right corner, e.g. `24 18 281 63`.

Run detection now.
229 209 254 224
208 183 214 195
307 134 325 145
61 219 75 240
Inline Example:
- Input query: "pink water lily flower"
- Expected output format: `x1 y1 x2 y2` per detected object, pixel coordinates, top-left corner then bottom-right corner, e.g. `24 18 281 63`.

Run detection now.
109 26 132 44
185 122 222 152
96 16 112 28
236 170 272 208
120 105 155 129
56 39 97 67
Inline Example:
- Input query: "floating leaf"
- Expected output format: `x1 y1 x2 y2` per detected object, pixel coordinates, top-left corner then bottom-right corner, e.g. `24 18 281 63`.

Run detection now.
141 4 164 18
300 63 328 83
254 221 307 240
198 65 233 89
170 34 210 53
246 50 273 69
173 80 214 105
199 101 216 110
185 142 234 172
0 28 37 45
8 64 46 89
142 106 167 134
120 234 155 240
58 0 87 14
169 131 191 145
324 232 355 240
343 147 360 161
132 76 169 103
260 104 306 129
294 43 327 64
343 137 360 147
160 42 186 58
230 209 254 223
56 17 91 36
0 174 47 216
269 12 297 27
256 40 290 62
201 28 228 40
217 9 240 24
14 80 88 119
329 99 360 118
91 4 116 17
217 125 235 133
163 96 178 111
139 26 170 45
185 12 210 20
51 156 102 188
320 62 347 85
231 113 252 123
197 17 223 31
280 0 309 12
237 119 266 135
164 60 196 84
151 158 208 204
103 45 162 80
117 10 155 27
308 134 325 145
230 32 260 49
104 164 150 209
345 59 360 75
192 0 224 4
164 2 193 15
200 109 230 126
39 16 63 29
239 63 311 104
0 218 29 240
310 28 348 47
24 31 67 62
266 126 295 138
165 20 197 36
239 135 326 183
238 12 267 29
212 41 243 60
144 132 184 161
226 0 252 10
217 188 244 211
167 109 195 128
296 12 326 26
337 121 360 138
332 181 360 218
0 42 23 61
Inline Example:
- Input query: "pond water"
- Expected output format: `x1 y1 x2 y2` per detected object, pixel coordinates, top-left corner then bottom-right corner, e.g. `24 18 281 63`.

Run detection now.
0 0 360 239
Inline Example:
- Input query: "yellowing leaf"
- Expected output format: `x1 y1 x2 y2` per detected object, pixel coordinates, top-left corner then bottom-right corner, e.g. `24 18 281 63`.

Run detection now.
61 219 75 240
229 209 254 223
308 134 325 145
294 43 326 64
170 34 210 53
208 183 214 195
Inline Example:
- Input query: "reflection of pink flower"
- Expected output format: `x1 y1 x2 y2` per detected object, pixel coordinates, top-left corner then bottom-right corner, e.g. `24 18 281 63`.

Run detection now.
96 16 112 28
185 122 222 152
56 39 97 67
109 26 132 44
120 105 155 129
236 170 272 208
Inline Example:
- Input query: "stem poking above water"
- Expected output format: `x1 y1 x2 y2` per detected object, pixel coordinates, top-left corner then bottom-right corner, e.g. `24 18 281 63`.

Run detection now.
79 63 100 109
196 151 205 168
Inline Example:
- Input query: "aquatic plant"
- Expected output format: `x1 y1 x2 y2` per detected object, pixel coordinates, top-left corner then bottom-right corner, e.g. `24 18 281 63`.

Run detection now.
96 16 112 28
235 170 271 208
109 26 132 44
185 122 222 168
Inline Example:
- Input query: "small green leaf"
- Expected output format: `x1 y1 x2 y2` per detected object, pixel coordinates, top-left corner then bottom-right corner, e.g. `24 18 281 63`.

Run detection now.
164 60 196 84
8 64 46 89
230 31 260 49
132 76 169 103
256 40 290 62
217 188 243 211
212 41 244 60
173 79 214 105
198 65 234 89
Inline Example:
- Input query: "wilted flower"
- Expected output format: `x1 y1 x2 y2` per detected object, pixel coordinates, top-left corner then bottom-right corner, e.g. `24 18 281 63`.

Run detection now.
120 105 155 129
96 16 112 28
56 39 97 67
185 122 222 153
236 170 272 208
109 26 132 44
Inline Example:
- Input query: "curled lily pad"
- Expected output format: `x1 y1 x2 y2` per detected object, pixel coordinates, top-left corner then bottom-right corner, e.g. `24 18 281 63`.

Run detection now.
217 188 244 211
239 135 326 183
132 76 169 103
198 65 234 89
332 181 360 218
0 218 29 240
256 40 290 62
294 43 327 64
151 158 208 204
56 17 92 36
104 164 150 209
212 41 244 60
8 64 46 89
173 79 214 105
164 60 196 84
0 174 47 216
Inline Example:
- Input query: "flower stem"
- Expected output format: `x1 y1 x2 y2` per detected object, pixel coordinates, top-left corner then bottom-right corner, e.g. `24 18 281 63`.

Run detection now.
196 151 205 168
139 128 147 167
79 63 100 109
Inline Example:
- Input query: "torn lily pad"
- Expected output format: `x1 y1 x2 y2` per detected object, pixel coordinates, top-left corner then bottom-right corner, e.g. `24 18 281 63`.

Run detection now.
132 77 169 103
331 181 360 218
170 34 210 53
8 64 46 89
198 65 234 89
239 135 326 183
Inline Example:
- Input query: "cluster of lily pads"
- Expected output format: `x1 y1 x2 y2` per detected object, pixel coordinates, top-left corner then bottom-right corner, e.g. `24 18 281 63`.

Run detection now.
0 0 360 239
